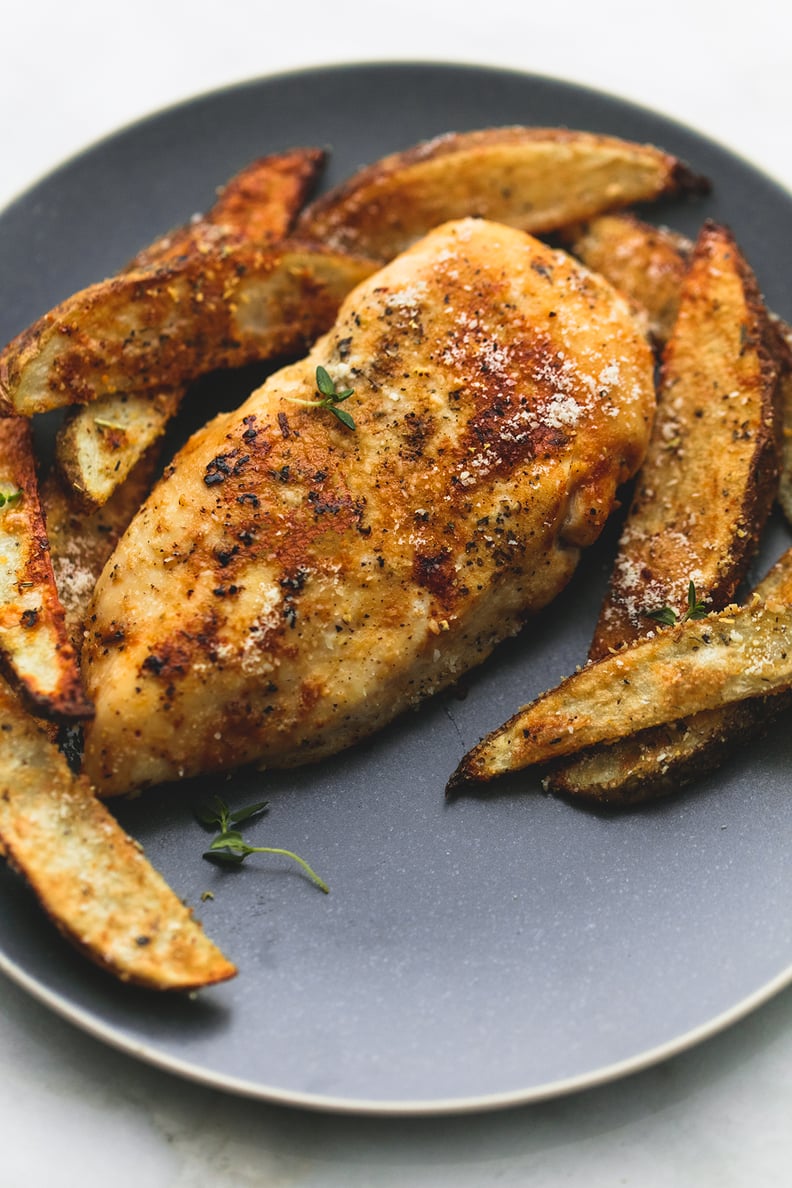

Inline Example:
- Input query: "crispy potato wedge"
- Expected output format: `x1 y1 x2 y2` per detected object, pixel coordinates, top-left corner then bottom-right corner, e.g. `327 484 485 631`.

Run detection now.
0 674 235 989
130 146 325 269
541 703 777 806
446 578 792 791
0 417 92 718
0 242 377 418
564 213 692 343
52 149 327 508
566 215 792 536
544 549 792 804
545 222 787 804
41 450 160 645
55 389 180 509
296 126 708 260
589 221 780 660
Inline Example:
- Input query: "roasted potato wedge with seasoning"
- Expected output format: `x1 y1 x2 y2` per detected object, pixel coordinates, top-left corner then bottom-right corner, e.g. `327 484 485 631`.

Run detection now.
541 703 777 807
0 674 235 989
41 450 161 645
542 220 781 803
589 220 780 660
544 549 792 805
0 417 92 718
446 577 792 792
55 148 326 508
564 212 692 343
0 242 377 418
130 146 325 269
55 389 181 509
566 214 792 536
296 126 708 260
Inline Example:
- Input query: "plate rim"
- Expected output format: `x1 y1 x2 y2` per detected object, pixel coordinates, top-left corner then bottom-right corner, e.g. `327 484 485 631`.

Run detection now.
3 941 790 1116
5 56 791 221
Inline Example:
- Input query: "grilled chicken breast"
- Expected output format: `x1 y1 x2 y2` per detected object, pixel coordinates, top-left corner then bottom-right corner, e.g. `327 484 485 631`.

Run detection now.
81 219 655 796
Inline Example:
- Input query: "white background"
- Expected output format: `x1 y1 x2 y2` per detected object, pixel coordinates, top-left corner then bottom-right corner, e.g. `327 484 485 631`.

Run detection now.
3 2 792 1184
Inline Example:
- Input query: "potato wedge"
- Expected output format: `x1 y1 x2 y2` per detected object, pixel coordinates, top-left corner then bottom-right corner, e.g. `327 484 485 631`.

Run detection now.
0 417 92 718
0 674 235 990
544 224 787 804
55 389 180 509
130 146 325 269
566 215 792 537
41 450 160 646
589 221 780 660
0 242 377 417
564 213 692 343
296 126 708 260
51 149 327 507
540 704 776 806
544 549 792 804
446 579 792 791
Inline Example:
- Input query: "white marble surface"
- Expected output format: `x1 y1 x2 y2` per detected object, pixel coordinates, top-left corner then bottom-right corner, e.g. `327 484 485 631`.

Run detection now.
3 2 792 1183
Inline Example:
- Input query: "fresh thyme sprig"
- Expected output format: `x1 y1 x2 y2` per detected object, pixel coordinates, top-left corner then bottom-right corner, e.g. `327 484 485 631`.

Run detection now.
646 579 708 626
284 365 356 430
314 364 355 428
194 795 329 893
0 487 22 509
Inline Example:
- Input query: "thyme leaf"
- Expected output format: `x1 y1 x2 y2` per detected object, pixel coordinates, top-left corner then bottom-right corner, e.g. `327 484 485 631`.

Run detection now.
314 365 355 429
684 579 708 621
645 605 679 626
194 794 269 833
315 365 339 398
329 405 356 430
645 579 708 626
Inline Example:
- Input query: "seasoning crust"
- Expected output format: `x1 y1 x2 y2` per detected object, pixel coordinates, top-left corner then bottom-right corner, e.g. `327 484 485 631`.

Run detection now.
81 218 655 796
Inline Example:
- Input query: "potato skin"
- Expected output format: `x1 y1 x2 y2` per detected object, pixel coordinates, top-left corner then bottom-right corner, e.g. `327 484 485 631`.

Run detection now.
0 242 377 417
297 126 708 260
535 222 783 806
0 675 235 990
589 221 781 660
0 417 92 719
544 544 792 806
448 579 792 792
564 213 692 345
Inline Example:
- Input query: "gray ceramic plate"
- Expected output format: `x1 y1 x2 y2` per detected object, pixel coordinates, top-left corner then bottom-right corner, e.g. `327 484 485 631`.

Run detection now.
1 62 792 1116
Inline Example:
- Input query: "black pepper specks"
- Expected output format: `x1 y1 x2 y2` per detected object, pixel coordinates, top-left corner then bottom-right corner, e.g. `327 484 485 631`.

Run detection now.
203 449 250 486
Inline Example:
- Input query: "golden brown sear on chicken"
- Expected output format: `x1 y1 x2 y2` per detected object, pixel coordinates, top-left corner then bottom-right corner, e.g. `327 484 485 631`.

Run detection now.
81 218 655 797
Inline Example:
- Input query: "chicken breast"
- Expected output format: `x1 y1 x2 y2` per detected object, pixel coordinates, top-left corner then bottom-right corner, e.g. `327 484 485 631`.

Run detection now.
81 219 655 796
